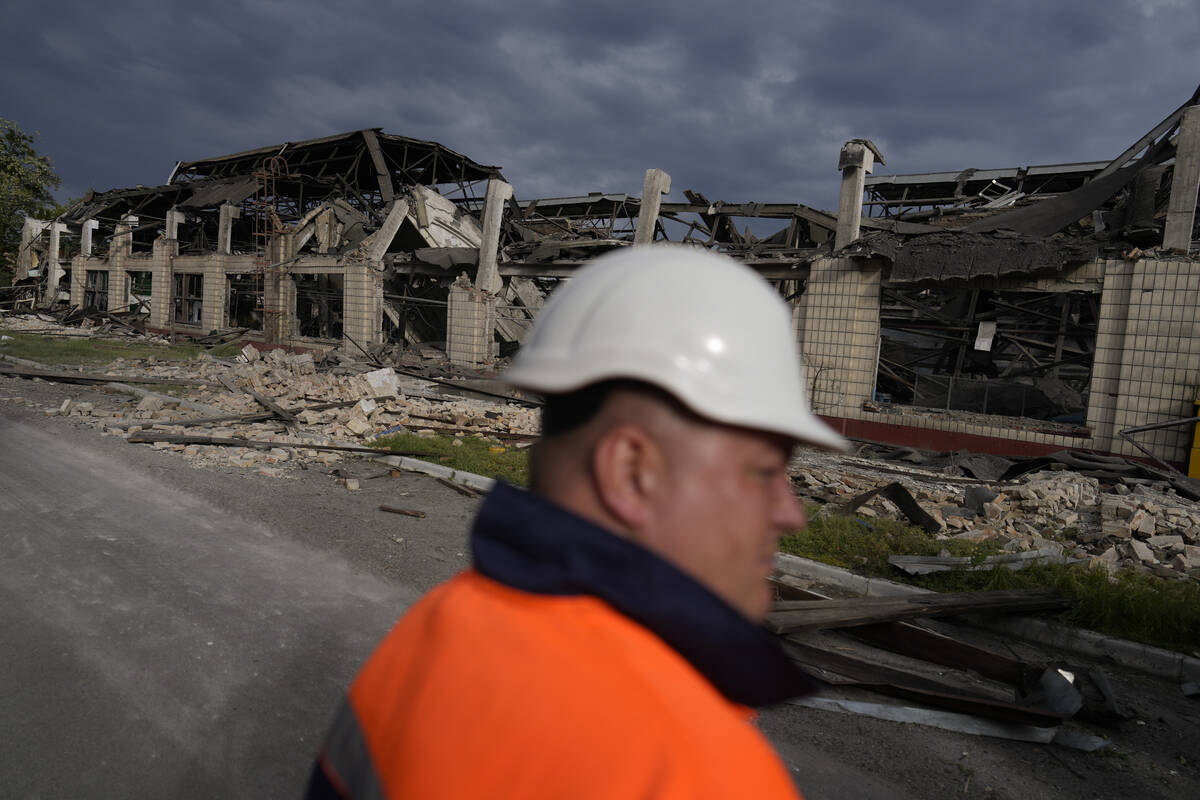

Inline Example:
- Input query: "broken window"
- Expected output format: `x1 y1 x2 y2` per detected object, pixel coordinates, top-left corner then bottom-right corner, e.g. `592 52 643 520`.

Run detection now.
128 271 152 313
227 274 263 331
295 274 343 339
876 287 1098 423
173 273 203 324
84 270 109 312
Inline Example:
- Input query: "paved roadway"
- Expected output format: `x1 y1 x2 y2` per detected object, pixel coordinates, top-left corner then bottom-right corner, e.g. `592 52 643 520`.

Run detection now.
0 414 426 798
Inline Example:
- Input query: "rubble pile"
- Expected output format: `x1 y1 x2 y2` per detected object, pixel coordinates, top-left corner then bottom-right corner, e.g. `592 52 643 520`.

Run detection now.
22 343 538 477
791 451 1200 582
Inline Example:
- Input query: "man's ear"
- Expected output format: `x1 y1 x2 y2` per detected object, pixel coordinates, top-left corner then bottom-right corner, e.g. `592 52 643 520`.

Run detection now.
590 424 661 530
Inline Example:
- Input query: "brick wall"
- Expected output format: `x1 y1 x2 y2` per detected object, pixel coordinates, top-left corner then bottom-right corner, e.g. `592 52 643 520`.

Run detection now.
796 256 882 417
447 281 496 366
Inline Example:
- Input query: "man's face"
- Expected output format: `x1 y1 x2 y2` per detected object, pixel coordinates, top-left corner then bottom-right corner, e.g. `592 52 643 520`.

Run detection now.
648 423 807 622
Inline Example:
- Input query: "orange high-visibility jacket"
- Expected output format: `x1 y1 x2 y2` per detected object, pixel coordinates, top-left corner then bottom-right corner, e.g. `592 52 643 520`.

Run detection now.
307 483 814 799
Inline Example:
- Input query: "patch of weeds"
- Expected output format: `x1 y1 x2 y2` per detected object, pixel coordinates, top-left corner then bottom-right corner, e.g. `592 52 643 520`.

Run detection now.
779 506 1200 654
779 508 1000 574
0 330 215 366
370 431 530 486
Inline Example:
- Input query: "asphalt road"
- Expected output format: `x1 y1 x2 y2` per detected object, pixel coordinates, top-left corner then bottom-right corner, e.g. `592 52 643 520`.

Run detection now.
0 413 432 798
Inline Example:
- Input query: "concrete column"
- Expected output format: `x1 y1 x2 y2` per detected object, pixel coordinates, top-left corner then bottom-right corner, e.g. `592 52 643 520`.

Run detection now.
107 267 128 312
1163 105 1200 252
343 260 383 350
42 221 68 305
69 256 87 309
476 179 512 294
279 275 298 339
80 219 99 257
17 217 48 280
165 208 184 243
835 140 883 251
218 204 241 254
634 168 671 245
201 257 227 332
149 237 173 330
447 276 497 366
798 256 882 419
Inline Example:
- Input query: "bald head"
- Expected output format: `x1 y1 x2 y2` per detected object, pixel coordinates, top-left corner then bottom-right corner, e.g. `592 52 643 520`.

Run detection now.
529 381 807 621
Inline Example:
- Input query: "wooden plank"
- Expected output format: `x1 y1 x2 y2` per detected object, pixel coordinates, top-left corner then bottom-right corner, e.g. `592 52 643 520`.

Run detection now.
126 431 423 457
770 575 1034 687
0 364 205 386
378 505 425 519
217 373 297 423
766 589 1069 635
105 396 395 430
782 639 1063 727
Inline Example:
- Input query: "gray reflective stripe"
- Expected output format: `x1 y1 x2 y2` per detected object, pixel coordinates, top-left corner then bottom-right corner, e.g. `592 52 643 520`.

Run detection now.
322 698 386 800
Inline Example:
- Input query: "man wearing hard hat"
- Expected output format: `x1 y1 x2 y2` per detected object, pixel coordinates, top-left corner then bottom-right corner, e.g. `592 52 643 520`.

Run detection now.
306 245 846 799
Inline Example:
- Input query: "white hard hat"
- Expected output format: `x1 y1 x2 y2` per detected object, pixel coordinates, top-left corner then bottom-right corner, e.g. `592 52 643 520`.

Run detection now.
503 245 848 451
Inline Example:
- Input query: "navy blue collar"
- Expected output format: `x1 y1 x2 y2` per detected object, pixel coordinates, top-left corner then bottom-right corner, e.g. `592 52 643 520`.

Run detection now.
471 482 817 707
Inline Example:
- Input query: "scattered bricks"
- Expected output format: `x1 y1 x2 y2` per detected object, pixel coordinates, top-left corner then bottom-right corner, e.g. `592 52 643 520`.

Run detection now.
1101 520 1132 539
257 466 284 478
341 478 360 491
1147 534 1185 553
136 395 164 413
1099 497 1123 520
241 344 261 362
59 398 72 413
152 441 172 450
1130 539 1157 563
1128 509 1157 538
72 402 94 416
344 417 372 436
451 438 464 448
415 429 437 439
983 500 1005 520
1171 552 1200 571
943 515 968 530
364 367 401 397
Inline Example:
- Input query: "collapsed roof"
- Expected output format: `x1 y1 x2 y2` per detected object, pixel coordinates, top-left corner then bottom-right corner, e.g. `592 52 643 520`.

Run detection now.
852 84 1200 284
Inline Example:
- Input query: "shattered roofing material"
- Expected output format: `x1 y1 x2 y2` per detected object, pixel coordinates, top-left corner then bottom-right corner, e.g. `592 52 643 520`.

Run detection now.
962 136 1175 237
851 230 1099 283
170 128 503 187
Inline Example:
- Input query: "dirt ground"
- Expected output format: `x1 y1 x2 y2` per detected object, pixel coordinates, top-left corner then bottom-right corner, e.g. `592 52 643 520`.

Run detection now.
2 372 1199 800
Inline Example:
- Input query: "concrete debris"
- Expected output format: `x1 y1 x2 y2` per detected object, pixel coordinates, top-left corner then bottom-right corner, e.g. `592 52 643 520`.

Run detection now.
7 345 540 483
791 448 1200 583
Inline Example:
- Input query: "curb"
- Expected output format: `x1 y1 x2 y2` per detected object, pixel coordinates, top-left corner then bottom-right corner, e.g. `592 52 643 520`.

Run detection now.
774 552 1200 683
373 453 496 494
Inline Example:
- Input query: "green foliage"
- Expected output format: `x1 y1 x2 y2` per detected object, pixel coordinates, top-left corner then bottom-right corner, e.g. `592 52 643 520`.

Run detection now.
0 119 62 284
370 431 530 486
781 509 1200 655
780 510 1001 573
0 330 224 365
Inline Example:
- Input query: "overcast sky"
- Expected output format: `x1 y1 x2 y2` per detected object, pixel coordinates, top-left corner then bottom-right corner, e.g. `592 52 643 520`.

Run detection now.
3 0 1197 212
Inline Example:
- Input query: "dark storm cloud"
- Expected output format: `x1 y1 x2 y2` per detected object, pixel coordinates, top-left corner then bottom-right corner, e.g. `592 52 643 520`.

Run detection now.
2 0 1198 212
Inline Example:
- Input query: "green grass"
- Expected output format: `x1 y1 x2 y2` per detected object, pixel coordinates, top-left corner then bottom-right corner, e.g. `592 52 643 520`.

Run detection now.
784 509 1200 655
370 431 530 486
0 329 242 366
781 512 1003 573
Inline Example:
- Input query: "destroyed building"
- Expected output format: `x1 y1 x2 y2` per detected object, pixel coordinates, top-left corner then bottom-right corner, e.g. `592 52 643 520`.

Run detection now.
11 85 1200 470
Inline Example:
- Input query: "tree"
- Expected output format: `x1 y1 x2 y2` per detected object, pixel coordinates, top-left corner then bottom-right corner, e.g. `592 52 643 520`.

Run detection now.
0 119 61 285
